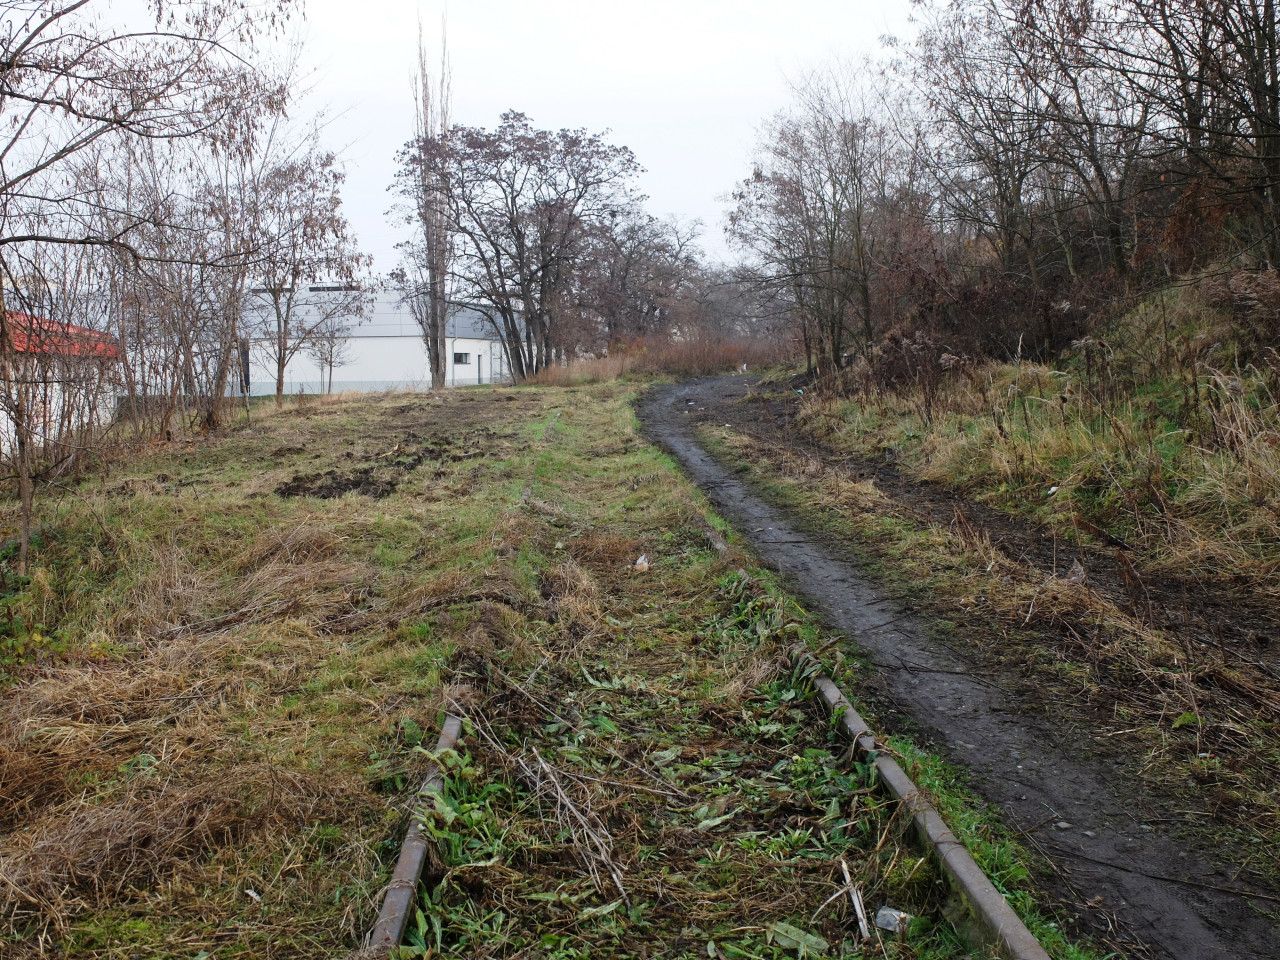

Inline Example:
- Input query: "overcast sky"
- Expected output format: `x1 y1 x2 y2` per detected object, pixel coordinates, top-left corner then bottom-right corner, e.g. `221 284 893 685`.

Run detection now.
293 1 914 272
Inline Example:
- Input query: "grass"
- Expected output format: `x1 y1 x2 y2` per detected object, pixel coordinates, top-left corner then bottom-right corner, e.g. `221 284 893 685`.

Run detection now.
0 384 1097 958
796 290 1280 591
400 566 1100 959
694 421 1280 891
0 388 559 956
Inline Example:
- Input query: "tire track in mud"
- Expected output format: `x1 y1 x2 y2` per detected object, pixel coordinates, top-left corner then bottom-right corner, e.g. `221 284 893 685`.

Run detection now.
639 376 1280 960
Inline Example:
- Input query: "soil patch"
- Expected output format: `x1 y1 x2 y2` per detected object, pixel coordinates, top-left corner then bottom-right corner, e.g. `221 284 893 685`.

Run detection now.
277 465 401 499
275 431 492 499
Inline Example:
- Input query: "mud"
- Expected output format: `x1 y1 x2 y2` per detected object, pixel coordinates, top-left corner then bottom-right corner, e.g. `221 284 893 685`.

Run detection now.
639 375 1280 960
275 431 489 499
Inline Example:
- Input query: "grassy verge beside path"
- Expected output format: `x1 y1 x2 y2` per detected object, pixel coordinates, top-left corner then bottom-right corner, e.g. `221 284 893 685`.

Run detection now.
0 385 1098 959
695 420 1280 894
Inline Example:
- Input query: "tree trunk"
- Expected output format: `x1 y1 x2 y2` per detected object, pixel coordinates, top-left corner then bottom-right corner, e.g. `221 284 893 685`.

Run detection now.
17 456 33 577
428 298 446 391
204 339 234 431
14 395 33 576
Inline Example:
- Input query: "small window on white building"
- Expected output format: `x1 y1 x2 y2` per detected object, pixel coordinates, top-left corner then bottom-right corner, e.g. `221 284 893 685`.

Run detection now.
453 352 471 365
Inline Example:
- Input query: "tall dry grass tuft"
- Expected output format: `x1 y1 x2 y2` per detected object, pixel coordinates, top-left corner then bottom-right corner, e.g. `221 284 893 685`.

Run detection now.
0 764 354 931
801 350 1280 587
531 354 632 386
539 558 605 651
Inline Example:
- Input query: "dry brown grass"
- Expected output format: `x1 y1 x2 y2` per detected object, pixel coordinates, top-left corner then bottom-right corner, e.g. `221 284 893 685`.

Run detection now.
539 559 606 650
702 422 1280 880
0 390 579 953
0 524 380 940
801 358 1280 591
566 528 645 575
529 336 793 386
150 523 368 639
0 617 336 820
529 354 633 386
0 764 353 930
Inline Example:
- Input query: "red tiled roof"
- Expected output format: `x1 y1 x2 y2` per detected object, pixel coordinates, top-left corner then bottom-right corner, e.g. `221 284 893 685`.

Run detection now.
3 311 121 360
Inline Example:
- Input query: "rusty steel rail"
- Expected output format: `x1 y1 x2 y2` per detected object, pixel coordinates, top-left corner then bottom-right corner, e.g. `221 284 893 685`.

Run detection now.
699 522 1047 958
363 713 464 955
793 648 1051 960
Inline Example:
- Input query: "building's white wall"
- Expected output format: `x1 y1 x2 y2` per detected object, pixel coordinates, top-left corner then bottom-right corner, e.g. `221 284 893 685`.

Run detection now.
1 373 118 459
247 335 424 395
246 334 510 396
444 336 509 387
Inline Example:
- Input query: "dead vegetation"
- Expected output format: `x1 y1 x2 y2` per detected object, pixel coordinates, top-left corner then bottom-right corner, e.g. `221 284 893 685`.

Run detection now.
418 554 952 958
795 290 1280 602
0 389 564 955
0 518 382 948
358 389 1093 960
528 335 790 386
699 421 1280 887
2 764 352 929
0 384 1094 958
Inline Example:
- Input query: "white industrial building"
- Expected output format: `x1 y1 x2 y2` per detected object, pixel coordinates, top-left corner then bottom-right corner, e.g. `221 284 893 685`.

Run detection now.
244 290 511 395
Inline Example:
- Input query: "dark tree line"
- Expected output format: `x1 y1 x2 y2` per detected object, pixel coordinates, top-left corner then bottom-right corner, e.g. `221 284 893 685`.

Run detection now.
731 0 1280 379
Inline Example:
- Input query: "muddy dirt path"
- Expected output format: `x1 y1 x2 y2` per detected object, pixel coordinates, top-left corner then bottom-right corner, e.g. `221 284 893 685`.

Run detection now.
639 376 1280 960
697 377 1280 668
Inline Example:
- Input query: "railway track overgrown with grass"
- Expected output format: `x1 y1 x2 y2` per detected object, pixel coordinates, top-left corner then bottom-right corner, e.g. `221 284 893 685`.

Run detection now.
0 385 1094 959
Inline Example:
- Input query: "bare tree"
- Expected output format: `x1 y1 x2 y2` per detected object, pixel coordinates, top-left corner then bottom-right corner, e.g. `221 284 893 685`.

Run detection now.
580 213 702 349
0 244 118 572
246 140 369 406
0 1 297 255
394 23 453 389
419 111 643 380
1109 0 1280 264
305 313 355 394
729 66 904 377
912 2 1049 286
0 1 298 564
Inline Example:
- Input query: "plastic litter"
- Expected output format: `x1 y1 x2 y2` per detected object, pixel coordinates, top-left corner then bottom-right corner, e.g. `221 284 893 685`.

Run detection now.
1063 558 1087 584
875 906 911 934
